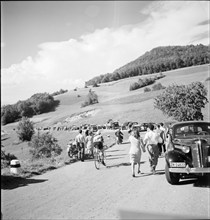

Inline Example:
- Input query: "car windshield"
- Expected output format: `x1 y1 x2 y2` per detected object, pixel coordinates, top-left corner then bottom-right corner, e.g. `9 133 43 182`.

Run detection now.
174 123 210 138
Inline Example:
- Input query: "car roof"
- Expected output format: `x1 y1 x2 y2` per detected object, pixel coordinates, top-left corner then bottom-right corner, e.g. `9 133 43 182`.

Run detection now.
172 121 210 127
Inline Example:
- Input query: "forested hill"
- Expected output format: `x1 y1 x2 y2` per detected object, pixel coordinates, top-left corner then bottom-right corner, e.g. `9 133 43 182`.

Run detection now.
85 44 209 86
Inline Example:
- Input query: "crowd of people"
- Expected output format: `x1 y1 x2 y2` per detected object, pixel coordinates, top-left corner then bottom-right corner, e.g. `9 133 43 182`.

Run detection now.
67 127 106 166
128 122 168 177
67 122 169 177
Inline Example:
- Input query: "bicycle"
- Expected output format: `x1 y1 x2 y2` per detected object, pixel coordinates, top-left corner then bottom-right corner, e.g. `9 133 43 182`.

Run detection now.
94 145 107 170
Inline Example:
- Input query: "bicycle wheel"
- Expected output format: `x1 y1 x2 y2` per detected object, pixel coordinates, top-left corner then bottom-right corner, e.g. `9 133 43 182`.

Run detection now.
94 152 101 170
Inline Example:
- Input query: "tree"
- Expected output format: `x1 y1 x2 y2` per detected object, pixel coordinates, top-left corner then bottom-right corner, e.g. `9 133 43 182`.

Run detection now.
1 105 20 125
81 89 99 107
154 82 208 121
16 101 34 117
16 117 35 141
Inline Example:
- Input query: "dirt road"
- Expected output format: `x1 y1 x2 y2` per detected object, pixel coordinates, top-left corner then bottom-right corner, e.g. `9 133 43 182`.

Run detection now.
2 140 210 219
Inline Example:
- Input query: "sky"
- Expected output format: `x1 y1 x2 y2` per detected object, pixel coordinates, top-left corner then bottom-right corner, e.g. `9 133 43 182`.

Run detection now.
1 1 209 105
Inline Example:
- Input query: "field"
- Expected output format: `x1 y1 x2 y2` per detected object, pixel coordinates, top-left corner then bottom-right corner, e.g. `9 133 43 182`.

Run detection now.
1 64 210 177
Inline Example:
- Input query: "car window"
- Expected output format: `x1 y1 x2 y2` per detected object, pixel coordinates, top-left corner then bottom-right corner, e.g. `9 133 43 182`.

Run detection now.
174 123 210 137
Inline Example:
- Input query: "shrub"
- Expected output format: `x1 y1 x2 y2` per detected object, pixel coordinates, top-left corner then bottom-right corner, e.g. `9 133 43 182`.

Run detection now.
152 83 165 91
16 117 35 141
29 133 62 159
205 77 210 81
144 87 151 92
154 82 208 121
1 145 17 168
129 82 140 91
129 77 155 91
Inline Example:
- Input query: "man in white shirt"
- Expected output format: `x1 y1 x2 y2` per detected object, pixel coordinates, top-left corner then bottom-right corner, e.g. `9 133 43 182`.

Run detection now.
75 129 85 162
143 123 159 174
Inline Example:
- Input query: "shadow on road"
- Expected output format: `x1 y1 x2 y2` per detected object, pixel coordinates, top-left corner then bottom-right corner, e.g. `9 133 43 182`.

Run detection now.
106 150 121 153
106 162 131 169
106 157 124 160
106 154 128 157
135 173 154 178
1 175 48 190
154 169 165 175
178 176 210 188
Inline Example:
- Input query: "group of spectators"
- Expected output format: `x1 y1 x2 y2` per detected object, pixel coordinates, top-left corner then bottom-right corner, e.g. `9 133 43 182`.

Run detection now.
128 123 168 177
68 128 106 165
68 122 169 177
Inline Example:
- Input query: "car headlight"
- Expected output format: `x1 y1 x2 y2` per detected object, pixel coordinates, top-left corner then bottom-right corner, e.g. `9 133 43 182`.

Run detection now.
174 145 190 153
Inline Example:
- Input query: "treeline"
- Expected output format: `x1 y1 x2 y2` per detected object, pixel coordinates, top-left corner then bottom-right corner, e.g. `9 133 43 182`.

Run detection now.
1 93 59 125
85 44 209 86
50 89 68 96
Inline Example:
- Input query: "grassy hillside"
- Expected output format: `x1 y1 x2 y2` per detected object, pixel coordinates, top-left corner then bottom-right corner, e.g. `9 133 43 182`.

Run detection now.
2 64 209 129
1 64 209 177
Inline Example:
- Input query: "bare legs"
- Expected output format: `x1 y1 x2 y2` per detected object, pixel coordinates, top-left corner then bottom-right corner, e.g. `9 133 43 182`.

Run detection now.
131 162 135 177
131 162 141 177
137 162 141 173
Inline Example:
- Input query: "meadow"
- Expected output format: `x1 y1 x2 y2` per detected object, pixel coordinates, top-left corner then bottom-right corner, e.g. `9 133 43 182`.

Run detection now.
1 64 209 177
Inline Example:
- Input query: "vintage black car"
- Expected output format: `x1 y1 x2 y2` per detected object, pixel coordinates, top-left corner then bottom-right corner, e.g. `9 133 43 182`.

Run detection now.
165 121 210 184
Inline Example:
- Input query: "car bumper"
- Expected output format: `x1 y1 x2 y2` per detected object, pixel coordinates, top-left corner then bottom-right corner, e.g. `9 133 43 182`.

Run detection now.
169 165 210 174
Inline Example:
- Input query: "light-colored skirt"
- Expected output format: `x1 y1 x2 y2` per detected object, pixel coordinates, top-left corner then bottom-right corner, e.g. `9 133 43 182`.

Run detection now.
129 152 141 164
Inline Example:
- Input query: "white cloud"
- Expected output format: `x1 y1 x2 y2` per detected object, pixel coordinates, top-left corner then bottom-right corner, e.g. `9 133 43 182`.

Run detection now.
1 1 209 104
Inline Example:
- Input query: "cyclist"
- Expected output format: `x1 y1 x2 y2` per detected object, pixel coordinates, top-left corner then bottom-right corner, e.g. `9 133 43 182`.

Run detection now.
93 130 106 166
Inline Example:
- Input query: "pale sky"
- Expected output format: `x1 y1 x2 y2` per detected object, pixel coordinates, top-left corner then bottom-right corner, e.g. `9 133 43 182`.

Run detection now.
1 1 209 105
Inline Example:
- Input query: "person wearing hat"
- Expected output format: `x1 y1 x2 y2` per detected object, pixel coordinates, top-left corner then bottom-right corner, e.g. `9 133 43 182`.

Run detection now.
93 130 106 166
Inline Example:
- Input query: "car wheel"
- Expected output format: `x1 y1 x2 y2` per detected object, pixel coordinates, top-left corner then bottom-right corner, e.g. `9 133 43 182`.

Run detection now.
165 163 180 185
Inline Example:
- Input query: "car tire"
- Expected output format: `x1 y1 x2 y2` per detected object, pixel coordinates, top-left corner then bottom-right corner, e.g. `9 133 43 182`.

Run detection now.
165 163 180 185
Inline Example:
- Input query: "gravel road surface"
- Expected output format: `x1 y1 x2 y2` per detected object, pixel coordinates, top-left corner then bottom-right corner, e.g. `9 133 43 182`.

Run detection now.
2 139 210 219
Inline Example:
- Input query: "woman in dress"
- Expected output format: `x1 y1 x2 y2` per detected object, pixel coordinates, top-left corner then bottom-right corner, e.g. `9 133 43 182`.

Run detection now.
85 130 94 158
129 128 145 177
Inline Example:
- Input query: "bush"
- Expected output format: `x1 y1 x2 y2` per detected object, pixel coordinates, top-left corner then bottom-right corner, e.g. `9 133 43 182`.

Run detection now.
205 77 210 81
1 145 17 168
129 77 155 91
129 82 140 91
29 133 62 159
144 87 151 92
16 117 35 141
152 83 165 91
